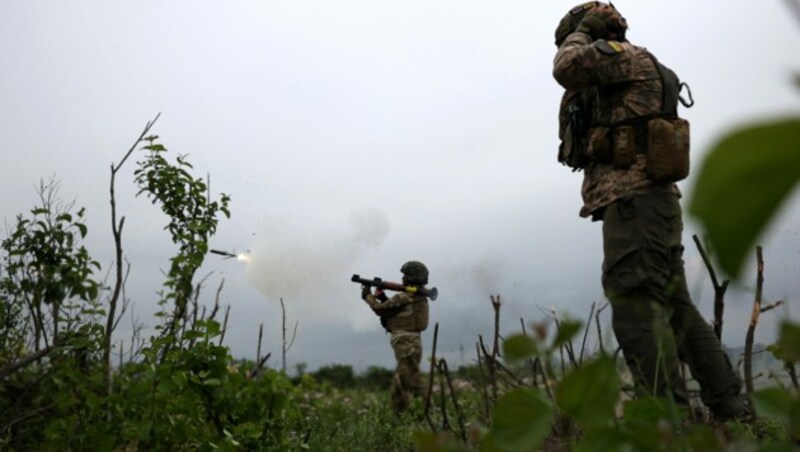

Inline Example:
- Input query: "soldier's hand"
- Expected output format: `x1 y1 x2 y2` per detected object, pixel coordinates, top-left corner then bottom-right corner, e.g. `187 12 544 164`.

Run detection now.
576 5 622 41
361 285 371 300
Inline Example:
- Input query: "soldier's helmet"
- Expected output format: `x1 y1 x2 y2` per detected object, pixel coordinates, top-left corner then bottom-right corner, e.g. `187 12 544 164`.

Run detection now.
401 261 429 286
555 2 627 47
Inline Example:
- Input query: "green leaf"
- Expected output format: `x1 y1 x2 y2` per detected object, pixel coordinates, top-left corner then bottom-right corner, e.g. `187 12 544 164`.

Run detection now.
622 397 672 422
689 118 800 278
205 319 221 337
87 284 99 301
555 356 621 430
552 319 582 350
502 333 539 362
777 321 800 362
682 425 724 451
752 387 800 441
137 420 153 440
484 388 553 452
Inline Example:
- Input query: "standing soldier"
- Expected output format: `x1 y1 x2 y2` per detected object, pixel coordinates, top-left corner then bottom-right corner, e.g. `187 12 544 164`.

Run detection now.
552 3 747 420
362 261 431 415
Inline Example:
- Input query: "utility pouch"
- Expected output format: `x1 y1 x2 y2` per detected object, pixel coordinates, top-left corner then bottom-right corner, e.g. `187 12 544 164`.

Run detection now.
558 127 574 165
612 125 636 169
586 127 612 163
645 118 690 183
560 118 591 170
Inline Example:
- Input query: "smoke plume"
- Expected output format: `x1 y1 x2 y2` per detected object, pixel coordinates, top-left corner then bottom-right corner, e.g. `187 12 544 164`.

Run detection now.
244 209 390 300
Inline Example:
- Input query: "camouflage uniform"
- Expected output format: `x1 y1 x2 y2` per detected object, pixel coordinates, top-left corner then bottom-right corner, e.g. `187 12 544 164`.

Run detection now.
554 30 746 418
364 291 429 414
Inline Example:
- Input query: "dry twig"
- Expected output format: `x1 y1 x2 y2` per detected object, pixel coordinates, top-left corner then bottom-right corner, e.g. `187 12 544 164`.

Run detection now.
693 235 730 340
424 323 439 432
438 358 467 442
105 113 160 381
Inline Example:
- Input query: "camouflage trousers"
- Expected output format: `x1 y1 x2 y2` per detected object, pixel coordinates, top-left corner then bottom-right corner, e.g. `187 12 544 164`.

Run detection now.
389 332 424 414
601 192 745 419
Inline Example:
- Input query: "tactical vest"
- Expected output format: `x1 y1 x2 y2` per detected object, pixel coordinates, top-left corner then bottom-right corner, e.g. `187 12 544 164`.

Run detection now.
384 294 429 333
559 44 693 183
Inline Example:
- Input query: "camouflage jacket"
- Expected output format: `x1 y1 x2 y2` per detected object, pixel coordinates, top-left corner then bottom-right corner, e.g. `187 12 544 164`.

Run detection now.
553 31 679 219
365 291 429 333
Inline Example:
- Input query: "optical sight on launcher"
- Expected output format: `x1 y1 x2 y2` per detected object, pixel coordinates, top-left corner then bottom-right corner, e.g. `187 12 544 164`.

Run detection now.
351 274 438 301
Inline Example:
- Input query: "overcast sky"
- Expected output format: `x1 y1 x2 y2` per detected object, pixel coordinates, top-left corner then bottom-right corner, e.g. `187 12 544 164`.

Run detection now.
1 1 799 373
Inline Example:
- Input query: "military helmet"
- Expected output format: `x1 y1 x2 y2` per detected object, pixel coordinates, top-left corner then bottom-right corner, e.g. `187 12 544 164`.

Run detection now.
555 2 627 47
401 260 429 285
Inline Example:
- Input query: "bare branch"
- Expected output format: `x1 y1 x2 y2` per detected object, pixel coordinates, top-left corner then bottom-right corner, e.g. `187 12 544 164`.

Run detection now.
208 279 225 321
475 342 492 422
596 302 609 354
424 322 439 432
744 247 765 402
520 318 538 385
479 334 499 402
0 347 54 380
280 298 288 372
490 295 502 358
438 358 467 442
218 304 231 346
105 113 160 382
693 234 730 340
110 259 132 332
760 300 784 314
247 353 272 379
579 302 596 365
286 321 299 352
113 113 162 175
257 323 264 364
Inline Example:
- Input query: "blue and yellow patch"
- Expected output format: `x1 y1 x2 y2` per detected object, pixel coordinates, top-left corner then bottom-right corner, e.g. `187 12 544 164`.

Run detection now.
595 40 625 55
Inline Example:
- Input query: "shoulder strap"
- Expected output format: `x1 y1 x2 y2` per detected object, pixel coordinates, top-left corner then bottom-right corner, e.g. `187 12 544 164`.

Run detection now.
645 51 680 118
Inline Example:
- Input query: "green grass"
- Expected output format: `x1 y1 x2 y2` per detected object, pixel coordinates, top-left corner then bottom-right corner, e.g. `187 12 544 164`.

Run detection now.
294 385 420 451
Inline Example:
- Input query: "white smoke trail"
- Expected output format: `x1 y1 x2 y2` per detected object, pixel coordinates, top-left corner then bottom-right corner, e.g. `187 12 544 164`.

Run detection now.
244 209 390 300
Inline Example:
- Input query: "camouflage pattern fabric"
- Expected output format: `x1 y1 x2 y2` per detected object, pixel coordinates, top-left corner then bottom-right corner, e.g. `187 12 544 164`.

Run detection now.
553 32 677 218
365 291 429 333
602 192 745 418
389 332 424 414
364 289 429 414
554 28 747 419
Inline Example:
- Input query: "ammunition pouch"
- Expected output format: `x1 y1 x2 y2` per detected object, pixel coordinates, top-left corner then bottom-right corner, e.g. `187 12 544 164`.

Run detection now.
611 125 636 169
641 51 691 183
596 117 690 183
645 117 690 183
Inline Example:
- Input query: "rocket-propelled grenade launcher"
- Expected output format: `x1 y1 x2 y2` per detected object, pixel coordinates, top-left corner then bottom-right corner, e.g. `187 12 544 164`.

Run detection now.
351 274 438 301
